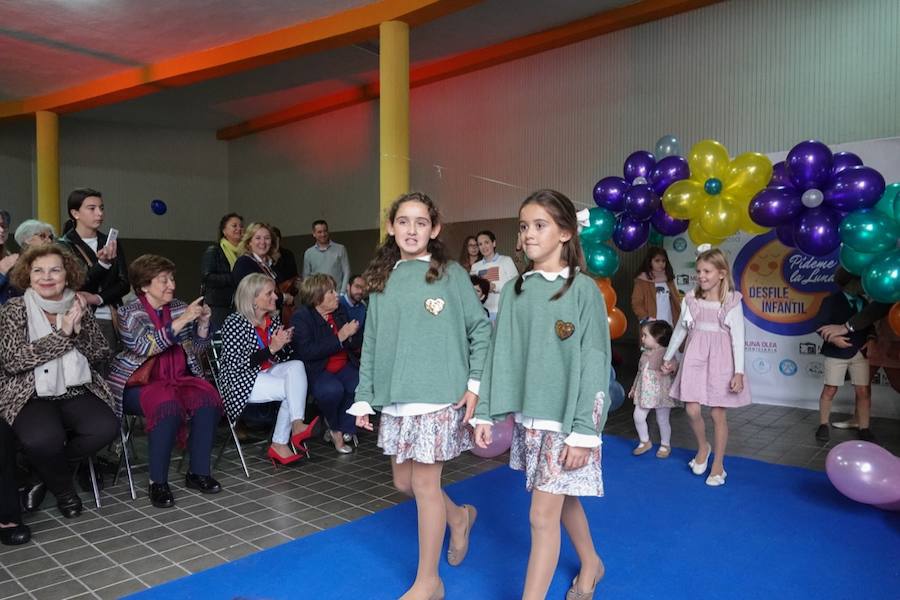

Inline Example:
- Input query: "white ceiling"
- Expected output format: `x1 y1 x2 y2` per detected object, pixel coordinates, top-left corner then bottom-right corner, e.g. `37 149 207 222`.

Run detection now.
1 0 637 130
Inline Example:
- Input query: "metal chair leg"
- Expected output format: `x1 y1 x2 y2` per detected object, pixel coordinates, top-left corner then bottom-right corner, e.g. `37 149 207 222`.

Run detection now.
120 428 136 500
229 422 250 479
87 457 102 509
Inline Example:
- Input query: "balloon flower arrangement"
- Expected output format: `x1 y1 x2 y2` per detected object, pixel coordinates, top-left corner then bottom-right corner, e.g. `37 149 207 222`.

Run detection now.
838 183 900 303
663 140 773 246
748 140 885 257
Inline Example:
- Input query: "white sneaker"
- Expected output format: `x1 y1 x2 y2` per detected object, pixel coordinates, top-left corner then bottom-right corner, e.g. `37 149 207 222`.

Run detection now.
706 471 727 486
832 419 859 430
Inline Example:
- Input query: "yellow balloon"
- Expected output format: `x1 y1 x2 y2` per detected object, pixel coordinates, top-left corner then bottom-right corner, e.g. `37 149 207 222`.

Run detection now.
688 139 730 181
688 219 726 246
724 152 773 200
699 195 741 239
663 179 704 219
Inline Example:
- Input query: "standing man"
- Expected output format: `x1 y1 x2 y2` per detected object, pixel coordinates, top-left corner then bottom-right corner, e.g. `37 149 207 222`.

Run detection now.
303 220 350 291
339 274 367 334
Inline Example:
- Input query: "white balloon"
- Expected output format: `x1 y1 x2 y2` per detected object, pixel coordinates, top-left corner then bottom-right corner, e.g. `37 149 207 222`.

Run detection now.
801 189 824 208
633 176 648 186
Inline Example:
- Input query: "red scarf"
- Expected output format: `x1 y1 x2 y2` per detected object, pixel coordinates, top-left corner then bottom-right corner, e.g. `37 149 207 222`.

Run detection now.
137 295 222 444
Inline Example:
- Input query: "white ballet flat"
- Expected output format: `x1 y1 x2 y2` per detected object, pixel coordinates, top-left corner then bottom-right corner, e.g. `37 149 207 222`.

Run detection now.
706 471 727 486
688 443 712 476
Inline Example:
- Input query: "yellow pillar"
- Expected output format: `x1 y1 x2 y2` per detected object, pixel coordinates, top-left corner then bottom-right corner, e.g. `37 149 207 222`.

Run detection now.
35 111 61 232
379 20 410 238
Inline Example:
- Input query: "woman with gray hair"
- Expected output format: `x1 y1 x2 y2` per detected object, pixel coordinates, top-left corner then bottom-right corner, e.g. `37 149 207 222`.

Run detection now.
219 273 317 465
14 219 55 250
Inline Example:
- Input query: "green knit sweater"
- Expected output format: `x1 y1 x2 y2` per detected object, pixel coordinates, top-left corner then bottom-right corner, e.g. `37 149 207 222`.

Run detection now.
355 260 492 409
475 271 611 436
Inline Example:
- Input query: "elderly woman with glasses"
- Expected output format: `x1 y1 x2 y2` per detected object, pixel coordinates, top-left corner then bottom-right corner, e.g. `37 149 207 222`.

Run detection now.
15 220 56 250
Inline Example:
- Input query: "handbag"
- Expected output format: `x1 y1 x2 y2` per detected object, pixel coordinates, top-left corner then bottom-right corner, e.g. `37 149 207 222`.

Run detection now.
127 356 157 386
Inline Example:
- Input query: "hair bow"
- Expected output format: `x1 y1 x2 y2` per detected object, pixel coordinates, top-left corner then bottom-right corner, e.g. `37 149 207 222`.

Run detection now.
576 208 591 233
695 243 712 256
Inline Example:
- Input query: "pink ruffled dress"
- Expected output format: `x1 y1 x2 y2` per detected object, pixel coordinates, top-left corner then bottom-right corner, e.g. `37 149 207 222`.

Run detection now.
669 292 751 408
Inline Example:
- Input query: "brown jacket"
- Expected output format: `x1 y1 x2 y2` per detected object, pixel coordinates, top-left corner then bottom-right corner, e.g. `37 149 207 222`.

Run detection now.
630 275 682 324
0 297 114 426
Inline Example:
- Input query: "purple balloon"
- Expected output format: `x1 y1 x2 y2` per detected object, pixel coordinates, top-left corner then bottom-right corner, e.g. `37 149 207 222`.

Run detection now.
649 206 689 236
748 187 804 227
470 415 514 459
769 161 792 187
826 441 900 506
623 150 656 184
831 151 863 176
793 207 842 256
775 222 796 247
593 176 629 212
787 140 833 190
623 184 660 221
649 155 690 196
612 214 650 252
824 165 886 212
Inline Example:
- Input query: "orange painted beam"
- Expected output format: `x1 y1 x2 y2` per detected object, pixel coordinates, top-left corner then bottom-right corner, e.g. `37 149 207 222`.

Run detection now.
0 0 479 119
217 0 723 140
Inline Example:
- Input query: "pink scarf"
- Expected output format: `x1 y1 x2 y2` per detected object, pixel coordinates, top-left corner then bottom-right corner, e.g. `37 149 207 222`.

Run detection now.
137 295 222 444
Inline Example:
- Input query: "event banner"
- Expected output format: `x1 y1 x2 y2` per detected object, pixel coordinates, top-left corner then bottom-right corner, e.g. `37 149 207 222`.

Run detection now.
664 137 900 418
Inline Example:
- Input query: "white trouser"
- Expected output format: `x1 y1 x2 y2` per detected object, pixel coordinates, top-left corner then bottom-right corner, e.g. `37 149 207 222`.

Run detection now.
633 406 672 446
247 360 308 444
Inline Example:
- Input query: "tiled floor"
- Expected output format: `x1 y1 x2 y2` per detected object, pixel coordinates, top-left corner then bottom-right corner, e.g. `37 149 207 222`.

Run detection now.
2 349 898 599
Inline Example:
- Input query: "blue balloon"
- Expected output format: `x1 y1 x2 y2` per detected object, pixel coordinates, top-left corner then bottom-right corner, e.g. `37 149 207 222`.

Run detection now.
150 199 167 215
608 381 625 412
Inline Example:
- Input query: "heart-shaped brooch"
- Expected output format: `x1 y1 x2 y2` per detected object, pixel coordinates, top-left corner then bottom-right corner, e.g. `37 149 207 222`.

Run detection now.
555 320 575 340
425 298 445 316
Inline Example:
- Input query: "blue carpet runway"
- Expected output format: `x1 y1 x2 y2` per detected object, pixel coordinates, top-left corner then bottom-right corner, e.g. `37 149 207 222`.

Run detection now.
128 436 900 599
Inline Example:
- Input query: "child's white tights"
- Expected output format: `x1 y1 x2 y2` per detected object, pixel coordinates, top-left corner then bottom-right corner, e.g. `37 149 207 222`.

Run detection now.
633 406 672 446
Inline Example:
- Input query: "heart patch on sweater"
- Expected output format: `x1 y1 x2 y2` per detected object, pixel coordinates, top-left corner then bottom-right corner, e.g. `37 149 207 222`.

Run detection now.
555 320 575 340
425 298 445 316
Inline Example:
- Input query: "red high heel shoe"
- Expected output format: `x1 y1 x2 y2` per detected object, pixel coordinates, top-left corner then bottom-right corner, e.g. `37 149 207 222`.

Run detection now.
290 416 320 448
267 446 302 467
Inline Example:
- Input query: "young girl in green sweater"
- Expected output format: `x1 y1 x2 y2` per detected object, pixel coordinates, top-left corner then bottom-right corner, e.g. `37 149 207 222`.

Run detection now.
350 192 492 600
474 189 611 600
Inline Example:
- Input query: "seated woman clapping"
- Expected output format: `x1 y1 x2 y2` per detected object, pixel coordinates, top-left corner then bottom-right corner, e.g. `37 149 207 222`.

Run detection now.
107 255 224 509
0 245 118 519
220 274 317 465
291 274 361 454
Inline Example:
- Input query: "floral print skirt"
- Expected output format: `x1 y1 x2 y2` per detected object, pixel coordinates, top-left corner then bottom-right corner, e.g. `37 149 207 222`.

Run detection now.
509 394 605 497
378 405 473 464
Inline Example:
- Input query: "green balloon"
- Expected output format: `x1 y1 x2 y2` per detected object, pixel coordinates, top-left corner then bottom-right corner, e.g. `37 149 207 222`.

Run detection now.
838 209 900 254
648 229 664 246
874 182 900 218
580 207 616 243
704 178 722 195
585 243 619 277
863 248 900 303
839 244 878 275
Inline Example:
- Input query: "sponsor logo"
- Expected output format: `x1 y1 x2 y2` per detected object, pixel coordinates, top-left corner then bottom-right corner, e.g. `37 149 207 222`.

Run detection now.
798 342 818 355
673 238 687 252
676 274 691 286
805 361 824 377
779 359 798 376
746 340 778 354
734 231 838 335
752 358 771 374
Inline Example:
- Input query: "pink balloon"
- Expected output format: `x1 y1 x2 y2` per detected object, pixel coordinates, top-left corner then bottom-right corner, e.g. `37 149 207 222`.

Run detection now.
471 415 515 458
825 441 900 507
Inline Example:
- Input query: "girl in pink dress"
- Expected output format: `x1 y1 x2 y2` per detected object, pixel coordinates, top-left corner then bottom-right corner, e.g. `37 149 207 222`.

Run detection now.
629 320 679 458
662 247 750 486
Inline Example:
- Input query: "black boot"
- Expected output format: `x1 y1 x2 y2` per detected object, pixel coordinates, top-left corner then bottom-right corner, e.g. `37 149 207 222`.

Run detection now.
149 483 175 508
0 523 31 546
22 482 47 513
56 491 83 519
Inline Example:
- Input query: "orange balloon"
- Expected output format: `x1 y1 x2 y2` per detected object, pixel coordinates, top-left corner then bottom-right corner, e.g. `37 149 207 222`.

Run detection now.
890 303 900 336
608 307 627 340
594 277 617 312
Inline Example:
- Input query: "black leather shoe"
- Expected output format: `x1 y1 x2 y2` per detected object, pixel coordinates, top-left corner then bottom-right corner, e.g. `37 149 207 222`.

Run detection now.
0 523 31 546
815 424 829 442
23 482 47 513
185 473 222 494
859 428 878 444
56 491 83 519
149 483 175 508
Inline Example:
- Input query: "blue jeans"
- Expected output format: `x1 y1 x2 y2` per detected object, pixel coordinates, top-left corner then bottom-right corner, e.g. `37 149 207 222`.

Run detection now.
311 364 359 435
123 388 219 483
